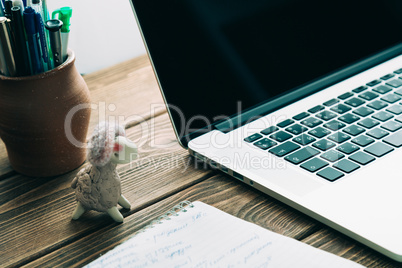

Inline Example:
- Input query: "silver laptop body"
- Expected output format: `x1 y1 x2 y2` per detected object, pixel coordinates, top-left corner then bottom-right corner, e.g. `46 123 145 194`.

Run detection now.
129 0 402 261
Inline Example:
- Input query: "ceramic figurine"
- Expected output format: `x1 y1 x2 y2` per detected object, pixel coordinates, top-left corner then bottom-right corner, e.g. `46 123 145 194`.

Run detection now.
71 122 138 222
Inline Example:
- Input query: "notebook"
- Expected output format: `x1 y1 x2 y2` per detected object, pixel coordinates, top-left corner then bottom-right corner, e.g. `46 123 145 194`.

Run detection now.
85 201 363 267
129 0 402 261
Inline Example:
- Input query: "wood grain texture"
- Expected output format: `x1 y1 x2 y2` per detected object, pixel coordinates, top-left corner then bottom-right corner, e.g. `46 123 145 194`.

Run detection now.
0 55 165 178
85 55 167 136
23 174 321 268
0 113 211 268
0 54 397 267
302 229 402 268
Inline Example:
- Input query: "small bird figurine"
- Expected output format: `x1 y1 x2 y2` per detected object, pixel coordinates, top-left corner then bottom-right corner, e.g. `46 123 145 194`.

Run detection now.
71 122 138 222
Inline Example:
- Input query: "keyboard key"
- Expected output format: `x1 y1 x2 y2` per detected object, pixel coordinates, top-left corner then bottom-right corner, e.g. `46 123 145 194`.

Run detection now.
381 93 401 103
383 129 402 147
301 117 323 128
333 159 360 173
353 106 374 117
373 85 392 94
321 150 345 162
386 79 402 88
270 131 293 142
330 104 352 114
372 111 393 122
395 88 402 96
285 124 308 135
292 112 310 120
323 98 339 107
277 119 295 128
393 68 402 74
366 80 382 87
300 157 328 172
284 146 320 164
317 167 344 181
381 120 402 132
364 142 394 157
269 141 301 157
380 73 395 80
367 100 388 110
254 138 277 150
308 127 331 138
359 91 378 101
261 126 279 135
366 128 389 139
386 104 402 115
351 135 375 147
349 151 375 165
316 110 337 121
343 125 365 136
352 85 368 93
312 139 336 151
338 113 360 124
327 132 351 143
336 142 360 154
293 134 316 145
358 118 380 129
396 115 402 123
244 133 262 143
338 92 353 100
344 97 365 107
308 105 325 113
323 120 346 131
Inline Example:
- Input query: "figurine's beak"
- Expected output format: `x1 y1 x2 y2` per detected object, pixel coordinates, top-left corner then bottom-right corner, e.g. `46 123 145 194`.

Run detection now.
111 136 138 164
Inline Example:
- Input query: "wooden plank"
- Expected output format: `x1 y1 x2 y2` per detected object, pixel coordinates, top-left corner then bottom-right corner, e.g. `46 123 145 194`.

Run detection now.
0 54 164 179
85 55 166 135
81 55 151 86
0 113 211 268
302 229 401 268
23 174 320 268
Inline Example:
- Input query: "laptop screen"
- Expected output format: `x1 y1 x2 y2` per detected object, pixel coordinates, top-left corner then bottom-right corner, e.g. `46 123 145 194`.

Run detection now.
131 0 402 146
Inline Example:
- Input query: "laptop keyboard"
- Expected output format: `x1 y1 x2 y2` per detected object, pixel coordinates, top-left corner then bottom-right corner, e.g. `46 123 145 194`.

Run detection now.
244 68 402 182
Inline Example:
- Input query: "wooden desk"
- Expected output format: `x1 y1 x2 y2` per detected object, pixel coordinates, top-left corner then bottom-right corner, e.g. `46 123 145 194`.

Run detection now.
0 55 400 268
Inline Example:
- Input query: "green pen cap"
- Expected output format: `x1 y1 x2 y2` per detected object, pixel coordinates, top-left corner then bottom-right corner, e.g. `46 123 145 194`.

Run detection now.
52 7 72 32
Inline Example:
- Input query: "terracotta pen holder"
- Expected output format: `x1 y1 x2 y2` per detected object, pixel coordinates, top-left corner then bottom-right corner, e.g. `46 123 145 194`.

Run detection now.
0 50 91 177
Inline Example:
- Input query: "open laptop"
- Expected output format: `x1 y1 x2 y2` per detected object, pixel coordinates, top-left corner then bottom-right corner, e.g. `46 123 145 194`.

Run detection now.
129 0 402 261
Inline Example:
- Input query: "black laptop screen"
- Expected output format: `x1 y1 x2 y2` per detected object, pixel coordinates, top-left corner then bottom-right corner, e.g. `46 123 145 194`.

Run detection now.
131 0 402 146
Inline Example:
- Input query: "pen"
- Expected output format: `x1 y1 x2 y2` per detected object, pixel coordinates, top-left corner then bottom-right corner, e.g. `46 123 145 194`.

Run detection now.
30 0 43 19
52 7 72 62
11 6 30 76
0 17 17 76
41 0 48 22
42 0 52 68
4 0 12 19
32 0 52 69
23 7 43 74
0 1 4 17
34 11 49 71
45 19 63 67
11 0 24 13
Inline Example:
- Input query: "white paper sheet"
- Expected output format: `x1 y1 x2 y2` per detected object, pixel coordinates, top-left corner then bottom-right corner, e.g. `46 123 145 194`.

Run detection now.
85 201 364 267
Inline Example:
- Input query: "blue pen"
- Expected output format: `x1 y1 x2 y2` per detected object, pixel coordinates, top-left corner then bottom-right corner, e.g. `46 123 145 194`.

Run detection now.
34 11 49 71
23 6 43 74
